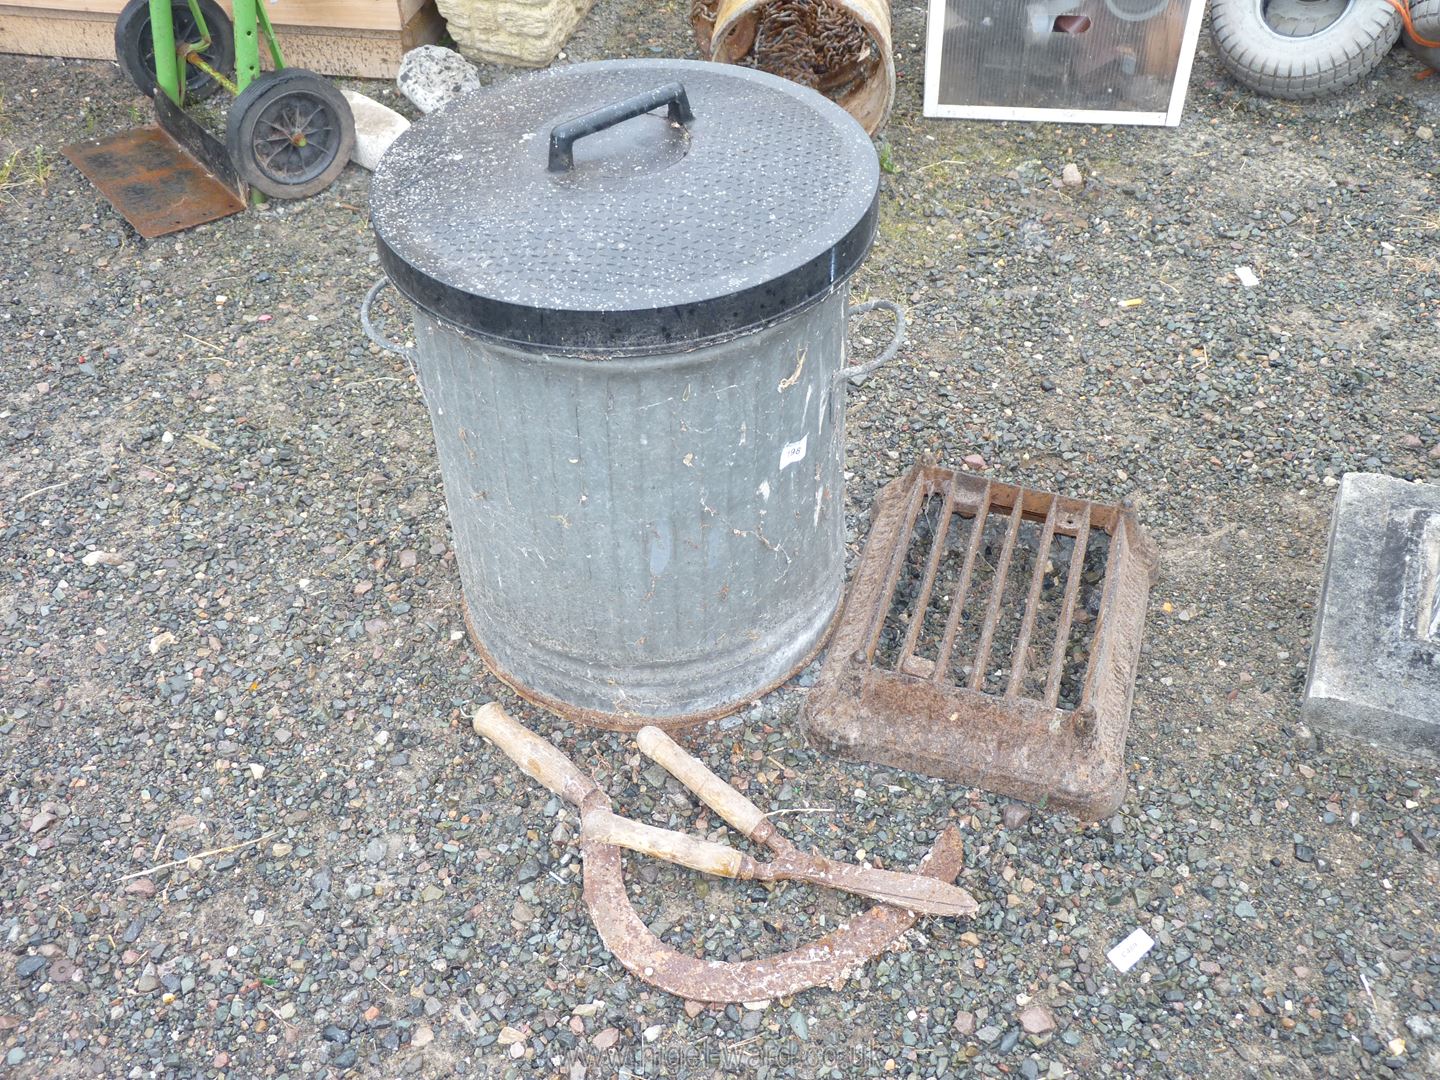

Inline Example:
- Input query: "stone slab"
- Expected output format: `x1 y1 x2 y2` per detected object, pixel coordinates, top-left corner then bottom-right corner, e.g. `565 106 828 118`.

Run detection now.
1301 472 1440 761
435 0 595 67
341 91 410 171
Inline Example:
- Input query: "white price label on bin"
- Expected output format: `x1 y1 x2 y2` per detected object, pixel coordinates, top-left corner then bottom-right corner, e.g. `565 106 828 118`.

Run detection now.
779 435 808 470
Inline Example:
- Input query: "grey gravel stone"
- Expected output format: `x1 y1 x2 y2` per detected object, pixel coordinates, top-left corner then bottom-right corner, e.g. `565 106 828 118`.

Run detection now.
1002 803 1032 829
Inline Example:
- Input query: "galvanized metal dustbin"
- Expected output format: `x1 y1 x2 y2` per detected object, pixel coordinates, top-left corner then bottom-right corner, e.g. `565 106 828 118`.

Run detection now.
364 59 901 730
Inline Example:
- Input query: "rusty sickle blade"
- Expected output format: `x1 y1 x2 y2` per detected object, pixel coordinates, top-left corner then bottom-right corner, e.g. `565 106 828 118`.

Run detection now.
584 826 970 1004
758 853 979 916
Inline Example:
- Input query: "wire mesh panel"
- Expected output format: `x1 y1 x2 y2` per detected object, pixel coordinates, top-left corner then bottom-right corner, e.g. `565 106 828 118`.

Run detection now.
922 0 1206 125
804 464 1158 819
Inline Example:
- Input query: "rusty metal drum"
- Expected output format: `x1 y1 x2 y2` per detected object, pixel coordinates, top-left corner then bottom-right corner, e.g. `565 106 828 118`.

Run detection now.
364 59 898 729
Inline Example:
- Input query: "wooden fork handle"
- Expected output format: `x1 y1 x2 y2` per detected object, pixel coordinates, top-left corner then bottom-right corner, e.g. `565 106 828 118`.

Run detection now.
636 725 782 847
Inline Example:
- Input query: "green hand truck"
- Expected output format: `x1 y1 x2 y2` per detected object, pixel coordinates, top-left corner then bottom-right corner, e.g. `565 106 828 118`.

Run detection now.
63 0 356 236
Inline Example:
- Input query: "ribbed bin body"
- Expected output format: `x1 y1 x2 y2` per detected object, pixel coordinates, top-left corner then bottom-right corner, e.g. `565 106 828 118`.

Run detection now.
369 59 883 728
415 289 851 727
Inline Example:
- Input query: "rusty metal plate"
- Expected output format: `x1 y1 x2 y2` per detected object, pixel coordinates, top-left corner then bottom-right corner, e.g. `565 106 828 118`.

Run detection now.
804 463 1157 820
62 94 245 239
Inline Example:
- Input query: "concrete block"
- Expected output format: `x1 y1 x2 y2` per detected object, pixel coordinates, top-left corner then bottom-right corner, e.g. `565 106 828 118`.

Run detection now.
1302 472 1440 761
397 45 482 114
341 91 410 172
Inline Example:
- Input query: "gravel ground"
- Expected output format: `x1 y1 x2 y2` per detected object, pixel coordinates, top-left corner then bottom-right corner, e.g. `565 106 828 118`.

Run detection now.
3 3 1439 1078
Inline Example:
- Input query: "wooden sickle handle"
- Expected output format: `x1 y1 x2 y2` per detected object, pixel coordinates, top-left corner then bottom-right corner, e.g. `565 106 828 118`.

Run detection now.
472 702 600 809
581 808 748 880
636 725 780 847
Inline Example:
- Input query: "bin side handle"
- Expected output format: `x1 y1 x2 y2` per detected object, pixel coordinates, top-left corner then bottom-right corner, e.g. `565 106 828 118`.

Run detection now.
360 275 417 364
837 300 906 388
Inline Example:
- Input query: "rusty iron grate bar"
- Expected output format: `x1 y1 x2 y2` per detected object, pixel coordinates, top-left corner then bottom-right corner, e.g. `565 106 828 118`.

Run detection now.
804 463 1157 819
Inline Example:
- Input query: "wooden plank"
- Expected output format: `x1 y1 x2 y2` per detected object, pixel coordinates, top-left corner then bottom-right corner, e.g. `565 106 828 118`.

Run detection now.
3 0 410 32
0 2 443 77
398 0 442 50
0 8 115 62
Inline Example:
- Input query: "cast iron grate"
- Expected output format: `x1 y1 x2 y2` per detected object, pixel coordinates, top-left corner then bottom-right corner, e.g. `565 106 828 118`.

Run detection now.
804 463 1157 819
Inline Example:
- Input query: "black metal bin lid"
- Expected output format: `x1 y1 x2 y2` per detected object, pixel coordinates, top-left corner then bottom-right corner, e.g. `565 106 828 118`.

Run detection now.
370 59 879 355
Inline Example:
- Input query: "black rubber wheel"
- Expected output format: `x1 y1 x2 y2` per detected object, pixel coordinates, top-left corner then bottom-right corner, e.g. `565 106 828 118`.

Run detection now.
1209 0 1400 100
114 0 233 102
1264 0 1348 36
226 69 355 200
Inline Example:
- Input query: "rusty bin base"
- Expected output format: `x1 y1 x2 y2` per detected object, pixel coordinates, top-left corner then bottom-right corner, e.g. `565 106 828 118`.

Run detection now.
62 92 247 239
803 463 1157 820
463 600 842 734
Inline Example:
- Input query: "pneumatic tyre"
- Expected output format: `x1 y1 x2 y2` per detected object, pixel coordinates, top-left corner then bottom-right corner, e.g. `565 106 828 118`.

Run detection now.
1410 0 1440 38
1403 28 1440 73
1209 0 1401 100
1103 0 1172 19
1264 0 1347 36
